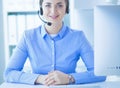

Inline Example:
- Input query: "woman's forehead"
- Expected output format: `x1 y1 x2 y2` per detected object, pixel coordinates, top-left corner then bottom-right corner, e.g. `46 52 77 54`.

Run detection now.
43 0 66 4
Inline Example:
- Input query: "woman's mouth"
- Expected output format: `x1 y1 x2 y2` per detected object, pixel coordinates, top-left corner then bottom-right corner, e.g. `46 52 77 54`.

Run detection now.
50 15 59 19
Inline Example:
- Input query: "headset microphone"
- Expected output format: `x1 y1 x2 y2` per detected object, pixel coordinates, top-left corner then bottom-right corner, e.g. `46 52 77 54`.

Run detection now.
38 11 52 26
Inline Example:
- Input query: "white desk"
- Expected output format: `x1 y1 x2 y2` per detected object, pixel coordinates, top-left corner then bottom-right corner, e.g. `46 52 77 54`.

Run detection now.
0 81 120 88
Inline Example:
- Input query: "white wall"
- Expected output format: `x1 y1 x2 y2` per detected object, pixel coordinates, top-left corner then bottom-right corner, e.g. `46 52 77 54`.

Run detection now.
70 0 95 46
69 0 108 46
0 0 5 84
74 0 108 9
70 0 120 46
69 0 107 71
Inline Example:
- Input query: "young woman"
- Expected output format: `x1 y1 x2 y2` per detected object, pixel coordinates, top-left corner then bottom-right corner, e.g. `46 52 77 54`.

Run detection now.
4 0 106 86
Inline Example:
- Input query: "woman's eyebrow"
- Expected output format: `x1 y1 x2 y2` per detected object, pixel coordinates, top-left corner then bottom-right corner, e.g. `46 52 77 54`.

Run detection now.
44 2 51 5
57 2 63 5
44 2 63 5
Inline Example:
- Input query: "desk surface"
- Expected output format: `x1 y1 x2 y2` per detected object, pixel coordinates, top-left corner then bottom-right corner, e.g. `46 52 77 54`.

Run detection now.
0 81 120 88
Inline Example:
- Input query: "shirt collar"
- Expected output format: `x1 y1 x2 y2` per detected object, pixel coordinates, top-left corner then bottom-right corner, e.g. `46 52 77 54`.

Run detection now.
41 24 47 38
41 24 67 39
57 24 67 38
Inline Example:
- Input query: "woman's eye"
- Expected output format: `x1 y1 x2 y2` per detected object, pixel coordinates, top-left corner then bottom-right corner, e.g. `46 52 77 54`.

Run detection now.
45 5 51 7
57 4 63 8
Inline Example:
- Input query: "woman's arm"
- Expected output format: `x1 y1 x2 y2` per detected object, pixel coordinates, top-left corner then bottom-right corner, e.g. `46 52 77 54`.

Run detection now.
4 32 39 85
71 70 106 84
71 31 106 84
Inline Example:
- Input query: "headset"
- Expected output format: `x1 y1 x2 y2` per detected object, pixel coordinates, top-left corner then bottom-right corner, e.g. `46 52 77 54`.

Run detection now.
38 10 52 26
39 0 69 15
38 0 69 26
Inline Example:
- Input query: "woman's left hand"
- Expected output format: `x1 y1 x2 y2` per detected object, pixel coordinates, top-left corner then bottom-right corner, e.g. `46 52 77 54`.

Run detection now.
45 70 69 86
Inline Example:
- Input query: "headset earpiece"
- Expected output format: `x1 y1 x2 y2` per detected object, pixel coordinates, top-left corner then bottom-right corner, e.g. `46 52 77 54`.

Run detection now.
66 7 69 14
66 0 69 14
40 7 43 15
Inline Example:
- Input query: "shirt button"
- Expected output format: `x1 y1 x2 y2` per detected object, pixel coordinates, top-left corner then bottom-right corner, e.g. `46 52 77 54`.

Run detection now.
51 41 54 44
51 64 54 67
52 52 54 55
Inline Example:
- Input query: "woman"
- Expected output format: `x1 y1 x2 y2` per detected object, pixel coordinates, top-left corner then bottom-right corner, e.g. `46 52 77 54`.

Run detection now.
4 0 106 86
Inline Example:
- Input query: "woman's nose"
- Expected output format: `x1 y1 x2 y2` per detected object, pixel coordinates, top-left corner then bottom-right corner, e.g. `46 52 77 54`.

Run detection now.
50 7 57 14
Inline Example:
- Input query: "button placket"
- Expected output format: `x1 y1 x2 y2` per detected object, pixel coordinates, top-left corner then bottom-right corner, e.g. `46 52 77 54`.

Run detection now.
51 40 55 70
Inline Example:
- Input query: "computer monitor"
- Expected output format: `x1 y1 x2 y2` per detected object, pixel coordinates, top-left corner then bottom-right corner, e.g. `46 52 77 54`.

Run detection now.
94 5 120 76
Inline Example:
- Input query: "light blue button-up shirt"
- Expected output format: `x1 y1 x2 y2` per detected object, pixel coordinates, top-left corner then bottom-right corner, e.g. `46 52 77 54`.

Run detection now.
4 24 106 85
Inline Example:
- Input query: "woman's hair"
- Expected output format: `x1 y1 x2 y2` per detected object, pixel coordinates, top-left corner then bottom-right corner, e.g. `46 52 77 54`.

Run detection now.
39 0 69 14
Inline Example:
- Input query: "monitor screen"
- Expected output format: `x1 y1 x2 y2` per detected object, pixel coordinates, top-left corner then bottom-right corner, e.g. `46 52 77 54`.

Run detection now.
94 5 120 76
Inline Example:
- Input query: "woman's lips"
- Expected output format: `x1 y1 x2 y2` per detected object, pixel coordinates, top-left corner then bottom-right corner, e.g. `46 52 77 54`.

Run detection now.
50 15 59 19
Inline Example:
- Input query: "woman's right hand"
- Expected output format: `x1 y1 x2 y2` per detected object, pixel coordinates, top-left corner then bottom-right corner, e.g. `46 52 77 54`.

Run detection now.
35 75 48 85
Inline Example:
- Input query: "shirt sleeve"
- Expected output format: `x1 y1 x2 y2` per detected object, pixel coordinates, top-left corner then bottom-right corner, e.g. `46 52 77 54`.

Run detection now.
71 71 106 84
70 31 106 84
4 31 39 85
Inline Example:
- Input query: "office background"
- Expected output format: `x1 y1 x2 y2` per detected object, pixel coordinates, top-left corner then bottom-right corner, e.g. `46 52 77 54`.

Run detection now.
1 0 120 84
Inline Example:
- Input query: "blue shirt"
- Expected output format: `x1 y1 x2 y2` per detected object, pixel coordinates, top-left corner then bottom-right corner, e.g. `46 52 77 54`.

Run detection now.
4 24 106 85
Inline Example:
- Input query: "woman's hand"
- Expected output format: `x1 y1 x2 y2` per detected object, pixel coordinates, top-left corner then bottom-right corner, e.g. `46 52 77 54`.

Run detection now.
35 75 48 85
45 70 69 86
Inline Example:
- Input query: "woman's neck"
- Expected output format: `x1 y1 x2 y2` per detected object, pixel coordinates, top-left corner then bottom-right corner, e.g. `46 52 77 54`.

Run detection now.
45 22 63 34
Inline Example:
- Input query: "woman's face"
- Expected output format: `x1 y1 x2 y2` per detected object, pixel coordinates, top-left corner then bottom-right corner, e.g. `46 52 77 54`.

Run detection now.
42 0 66 24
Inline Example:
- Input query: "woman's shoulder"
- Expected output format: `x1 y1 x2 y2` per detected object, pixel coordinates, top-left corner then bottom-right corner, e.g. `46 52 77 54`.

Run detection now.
23 26 41 36
24 25 41 35
22 25 42 40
